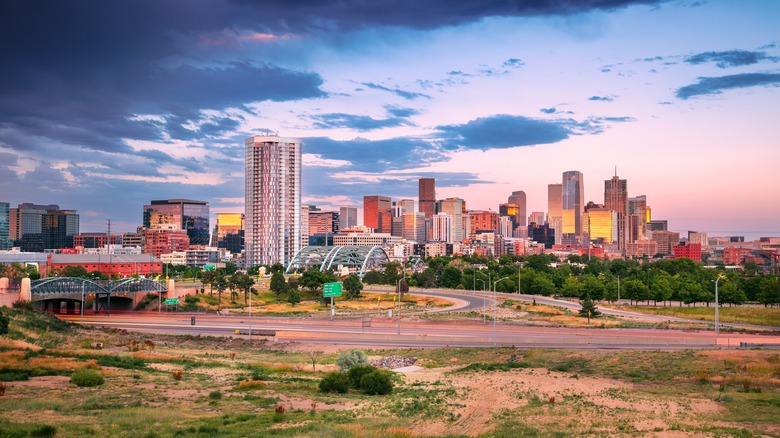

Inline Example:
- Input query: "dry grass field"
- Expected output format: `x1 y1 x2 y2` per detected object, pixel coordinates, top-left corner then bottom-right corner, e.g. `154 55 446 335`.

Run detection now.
1 306 779 437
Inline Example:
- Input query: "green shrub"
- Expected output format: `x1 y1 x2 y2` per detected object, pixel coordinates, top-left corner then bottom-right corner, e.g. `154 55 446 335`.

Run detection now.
0 313 9 335
360 370 394 395
336 349 369 371
209 391 222 400
31 368 49 377
318 371 350 393
347 364 377 388
70 370 104 387
0 372 29 382
12 300 33 310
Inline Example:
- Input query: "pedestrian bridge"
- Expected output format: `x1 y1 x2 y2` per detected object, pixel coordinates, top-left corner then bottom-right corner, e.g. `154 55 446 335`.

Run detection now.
285 245 389 277
28 277 168 314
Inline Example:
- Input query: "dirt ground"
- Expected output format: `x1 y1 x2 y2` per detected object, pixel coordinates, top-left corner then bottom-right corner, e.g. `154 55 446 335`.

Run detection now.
399 366 721 436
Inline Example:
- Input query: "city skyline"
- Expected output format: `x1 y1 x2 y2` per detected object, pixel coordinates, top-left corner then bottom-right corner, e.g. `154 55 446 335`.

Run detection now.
1 1 779 238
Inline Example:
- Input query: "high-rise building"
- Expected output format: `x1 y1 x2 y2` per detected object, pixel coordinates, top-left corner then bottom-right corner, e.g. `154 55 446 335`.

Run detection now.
143 199 210 246
401 212 426 243
435 198 464 243
309 210 339 236
339 206 358 230
547 184 563 245
605 175 628 251
647 220 668 232
628 195 648 243
468 211 499 240
507 191 527 227
363 195 391 232
212 212 244 254
561 171 584 244
530 223 556 249
42 209 80 250
0 202 11 250
688 231 708 246
245 135 301 266
583 204 617 244
528 212 545 226
498 203 519 230
418 178 435 218
300 205 310 249
428 212 453 243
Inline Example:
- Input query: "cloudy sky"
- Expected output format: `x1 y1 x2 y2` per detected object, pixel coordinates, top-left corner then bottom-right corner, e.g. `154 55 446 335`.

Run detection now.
1 0 779 239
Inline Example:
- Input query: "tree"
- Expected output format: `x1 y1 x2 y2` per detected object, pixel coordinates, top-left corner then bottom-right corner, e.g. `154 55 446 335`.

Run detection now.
201 270 216 296
384 261 403 285
560 276 582 298
343 274 363 300
649 271 673 306
0 312 9 335
298 269 333 292
528 272 556 296
580 274 606 301
213 272 228 312
440 266 462 289
58 265 90 278
578 294 601 321
362 271 384 285
756 275 779 307
287 288 301 306
622 278 649 305
307 350 324 372
270 271 288 298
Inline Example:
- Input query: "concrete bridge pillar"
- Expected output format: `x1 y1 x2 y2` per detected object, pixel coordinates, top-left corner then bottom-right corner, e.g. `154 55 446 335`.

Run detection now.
20 278 32 302
0 277 8 291
168 279 176 297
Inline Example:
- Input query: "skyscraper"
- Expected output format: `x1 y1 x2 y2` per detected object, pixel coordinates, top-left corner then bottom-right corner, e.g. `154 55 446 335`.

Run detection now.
628 195 648 243
418 178 435 218
143 199 210 246
339 206 358 229
435 197 464 243
363 195 392 232
547 184 562 245
561 171 584 245
245 135 301 266
0 202 11 250
211 212 244 254
604 175 628 251
507 190 527 227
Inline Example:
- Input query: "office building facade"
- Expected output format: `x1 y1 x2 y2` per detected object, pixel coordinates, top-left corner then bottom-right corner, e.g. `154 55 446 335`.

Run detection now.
604 175 628 251
143 199 210 246
418 178 435 218
339 206 358 230
363 195 392 232
245 135 301 266
561 171 584 244
0 202 11 250
507 190 527 227
547 183 563 245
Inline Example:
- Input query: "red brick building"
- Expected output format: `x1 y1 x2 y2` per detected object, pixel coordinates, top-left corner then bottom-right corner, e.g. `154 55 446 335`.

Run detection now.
723 246 753 265
673 242 702 262
50 254 162 277
143 229 189 258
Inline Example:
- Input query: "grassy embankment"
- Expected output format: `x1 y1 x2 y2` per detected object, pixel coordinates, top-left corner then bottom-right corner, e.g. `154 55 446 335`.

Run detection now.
1 307 779 437
614 305 780 327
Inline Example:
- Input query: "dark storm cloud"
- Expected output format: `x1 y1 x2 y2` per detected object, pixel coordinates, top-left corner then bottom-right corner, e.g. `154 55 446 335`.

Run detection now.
310 113 413 131
540 107 558 114
676 73 780 99
232 0 670 31
436 115 571 150
684 50 779 68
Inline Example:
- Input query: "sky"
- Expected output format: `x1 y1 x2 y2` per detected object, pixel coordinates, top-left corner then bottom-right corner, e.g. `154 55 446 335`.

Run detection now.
1 0 779 239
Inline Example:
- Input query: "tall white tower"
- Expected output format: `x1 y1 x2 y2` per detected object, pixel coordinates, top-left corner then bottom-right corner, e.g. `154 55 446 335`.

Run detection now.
245 135 301 267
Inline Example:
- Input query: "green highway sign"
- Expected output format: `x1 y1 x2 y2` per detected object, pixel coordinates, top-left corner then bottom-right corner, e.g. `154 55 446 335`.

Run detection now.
323 282 343 298
164 298 179 305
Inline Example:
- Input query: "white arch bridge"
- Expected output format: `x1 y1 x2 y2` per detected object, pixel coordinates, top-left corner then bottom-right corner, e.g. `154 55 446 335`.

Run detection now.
285 245 389 277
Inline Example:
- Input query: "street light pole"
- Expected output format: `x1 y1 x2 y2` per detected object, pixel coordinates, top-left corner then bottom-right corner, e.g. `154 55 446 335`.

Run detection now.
493 276 509 347
397 267 406 336
715 274 725 337
476 279 486 324
80 281 85 324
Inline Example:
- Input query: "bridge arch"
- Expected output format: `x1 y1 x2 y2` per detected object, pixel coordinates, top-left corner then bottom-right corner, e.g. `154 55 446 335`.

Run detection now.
286 245 389 277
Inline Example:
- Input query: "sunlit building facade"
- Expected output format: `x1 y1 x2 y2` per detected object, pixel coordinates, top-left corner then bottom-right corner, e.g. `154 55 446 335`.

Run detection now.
507 190 527 227
418 178 436 218
143 199 210 246
561 171 584 244
363 195 391 232
604 175 628 251
212 212 244 254
547 183 563 245
245 135 301 267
